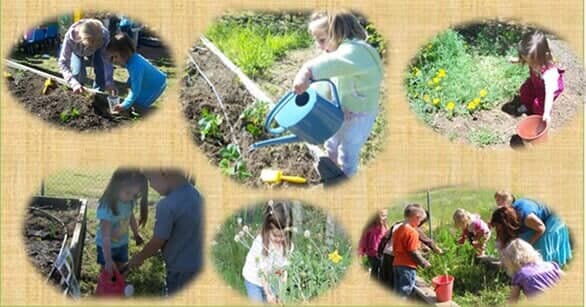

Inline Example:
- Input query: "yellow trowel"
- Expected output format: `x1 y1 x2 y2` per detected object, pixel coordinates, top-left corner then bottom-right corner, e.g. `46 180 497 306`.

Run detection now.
261 169 307 184
42 78 54 95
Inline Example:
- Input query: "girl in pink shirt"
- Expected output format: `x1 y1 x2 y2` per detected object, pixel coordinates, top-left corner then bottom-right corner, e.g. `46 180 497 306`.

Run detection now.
453 208 491 256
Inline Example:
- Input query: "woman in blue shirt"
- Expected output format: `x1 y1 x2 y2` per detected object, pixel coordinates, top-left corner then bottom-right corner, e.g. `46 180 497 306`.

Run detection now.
106 32 167 114
494 191 572 266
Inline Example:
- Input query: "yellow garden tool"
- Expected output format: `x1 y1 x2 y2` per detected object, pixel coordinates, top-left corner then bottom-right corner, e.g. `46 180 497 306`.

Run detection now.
42 77 54 95
261 169 307 184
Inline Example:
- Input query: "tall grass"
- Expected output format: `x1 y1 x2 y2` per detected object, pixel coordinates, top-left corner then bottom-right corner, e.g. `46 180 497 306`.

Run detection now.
206 16 311 78
406 25 527 123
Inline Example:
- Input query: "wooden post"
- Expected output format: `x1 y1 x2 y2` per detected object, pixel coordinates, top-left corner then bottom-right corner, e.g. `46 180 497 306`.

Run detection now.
427 191 432 240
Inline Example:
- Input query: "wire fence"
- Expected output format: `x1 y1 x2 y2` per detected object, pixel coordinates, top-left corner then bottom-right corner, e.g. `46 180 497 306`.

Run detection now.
39 168 162 202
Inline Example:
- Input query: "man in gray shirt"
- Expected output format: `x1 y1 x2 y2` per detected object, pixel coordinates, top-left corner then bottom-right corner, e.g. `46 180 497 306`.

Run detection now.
129 169 203 295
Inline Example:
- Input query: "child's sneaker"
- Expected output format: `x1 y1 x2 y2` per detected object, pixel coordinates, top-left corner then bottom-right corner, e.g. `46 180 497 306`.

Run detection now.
517 105 528 114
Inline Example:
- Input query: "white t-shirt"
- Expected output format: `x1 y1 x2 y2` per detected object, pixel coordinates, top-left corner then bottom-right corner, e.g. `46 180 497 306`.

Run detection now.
242 235 293 287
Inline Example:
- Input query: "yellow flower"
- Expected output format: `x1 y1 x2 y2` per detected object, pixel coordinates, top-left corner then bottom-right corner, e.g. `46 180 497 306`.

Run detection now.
479 89 488 97
328 249 343 264
423 94 430 102
432 77 441 84
437 69 446 78
432 98 440 105
467 101 477 110
473 97 481 104
446 101 455 111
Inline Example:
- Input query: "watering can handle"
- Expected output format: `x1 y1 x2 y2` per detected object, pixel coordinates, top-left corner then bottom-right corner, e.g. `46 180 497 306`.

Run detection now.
310 78 342 110
264 92 293 135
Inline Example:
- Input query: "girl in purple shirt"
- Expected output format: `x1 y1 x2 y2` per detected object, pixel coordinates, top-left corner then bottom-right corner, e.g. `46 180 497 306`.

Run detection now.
501 238 562 303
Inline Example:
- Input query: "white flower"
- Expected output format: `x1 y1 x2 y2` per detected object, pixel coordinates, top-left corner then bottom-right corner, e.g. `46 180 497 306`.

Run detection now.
238 231 245 238
234 235 240 242
211 240 218 246
304 230 311 238
237 217 243 225
242 225 249 232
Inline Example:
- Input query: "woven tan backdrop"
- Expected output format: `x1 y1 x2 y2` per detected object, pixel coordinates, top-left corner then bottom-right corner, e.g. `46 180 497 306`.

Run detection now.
1 0 583 305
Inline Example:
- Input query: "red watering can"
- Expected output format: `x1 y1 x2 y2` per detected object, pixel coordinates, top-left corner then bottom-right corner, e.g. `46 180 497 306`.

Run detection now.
96 270 125 297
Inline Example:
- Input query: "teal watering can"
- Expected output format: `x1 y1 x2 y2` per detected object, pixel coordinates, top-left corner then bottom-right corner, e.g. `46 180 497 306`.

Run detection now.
251 79 343 149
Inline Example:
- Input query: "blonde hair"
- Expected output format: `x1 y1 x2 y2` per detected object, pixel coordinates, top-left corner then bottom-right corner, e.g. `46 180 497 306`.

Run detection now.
76 19 105 51
453 208 472 228
495 191 515 206
517 31 553 67
501 238 543 276
309 10 367 48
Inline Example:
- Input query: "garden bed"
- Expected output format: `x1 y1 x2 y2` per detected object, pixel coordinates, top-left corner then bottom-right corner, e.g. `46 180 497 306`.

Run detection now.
181 45 320 187
407 22 584 148
24 196 87 294
6 67 133 131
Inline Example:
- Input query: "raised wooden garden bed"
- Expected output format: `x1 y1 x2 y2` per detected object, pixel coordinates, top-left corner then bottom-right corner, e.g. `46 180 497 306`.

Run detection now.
24 196 88 297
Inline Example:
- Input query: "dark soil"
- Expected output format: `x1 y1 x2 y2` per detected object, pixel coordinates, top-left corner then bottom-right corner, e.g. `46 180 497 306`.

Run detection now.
181 46 320 187
6 68 134 131
24 204 79 284
431 37 584 149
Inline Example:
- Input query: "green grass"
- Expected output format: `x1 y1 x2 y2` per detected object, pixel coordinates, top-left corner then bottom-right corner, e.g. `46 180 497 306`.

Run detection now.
206 13 312 78
212 203 352 303
468 126 501 147
406 24 528 124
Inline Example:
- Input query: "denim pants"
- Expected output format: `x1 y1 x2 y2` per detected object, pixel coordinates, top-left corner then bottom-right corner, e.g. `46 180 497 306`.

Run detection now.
70 49 105 90
325 110 377 176
393 266 416 297
244 279 267 302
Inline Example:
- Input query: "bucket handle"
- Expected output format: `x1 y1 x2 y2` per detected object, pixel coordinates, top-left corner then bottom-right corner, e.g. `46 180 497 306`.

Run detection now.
310 78 342 110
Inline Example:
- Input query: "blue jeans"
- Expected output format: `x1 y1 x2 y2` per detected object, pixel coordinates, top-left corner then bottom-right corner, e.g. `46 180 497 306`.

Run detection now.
244 279 266 302
393 266 416 297
70 49 105 90
96 244 129 265
325 110 378 176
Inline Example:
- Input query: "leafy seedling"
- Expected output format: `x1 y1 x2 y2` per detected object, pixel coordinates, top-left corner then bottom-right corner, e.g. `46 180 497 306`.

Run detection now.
198 107 223 141
60 107 81 123
240 101 268 138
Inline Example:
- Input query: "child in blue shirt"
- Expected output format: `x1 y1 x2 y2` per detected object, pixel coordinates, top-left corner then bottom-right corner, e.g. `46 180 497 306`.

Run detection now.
106 33 167 114
95 169 149 275
128 169 203 296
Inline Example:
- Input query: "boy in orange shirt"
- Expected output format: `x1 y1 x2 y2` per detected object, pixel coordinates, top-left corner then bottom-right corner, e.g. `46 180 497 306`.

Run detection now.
392 204 431 297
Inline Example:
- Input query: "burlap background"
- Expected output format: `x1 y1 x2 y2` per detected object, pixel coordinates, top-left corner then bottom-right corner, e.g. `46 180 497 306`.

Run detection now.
1 0 583 305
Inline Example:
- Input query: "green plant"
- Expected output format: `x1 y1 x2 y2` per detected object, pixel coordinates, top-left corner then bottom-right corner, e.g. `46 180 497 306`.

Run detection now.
406 26 526 121
219 144 252 181
468 127 500 147
206 15 311 78
198 107 223 141
59 107 80 123
240 101 268 137
365 23 386 58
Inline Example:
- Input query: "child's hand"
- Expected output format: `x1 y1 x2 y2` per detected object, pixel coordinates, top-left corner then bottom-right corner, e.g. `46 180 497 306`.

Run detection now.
293 67 311 95
134 233 144 245
128 256 144 269
266 293 277 304
422 259 431 269
508 56 521 64
542 112 551 124
73 85 86 95
113 104 126 113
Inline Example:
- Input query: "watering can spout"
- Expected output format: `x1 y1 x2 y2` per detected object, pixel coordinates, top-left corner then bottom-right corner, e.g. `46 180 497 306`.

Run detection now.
251 134 301 150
